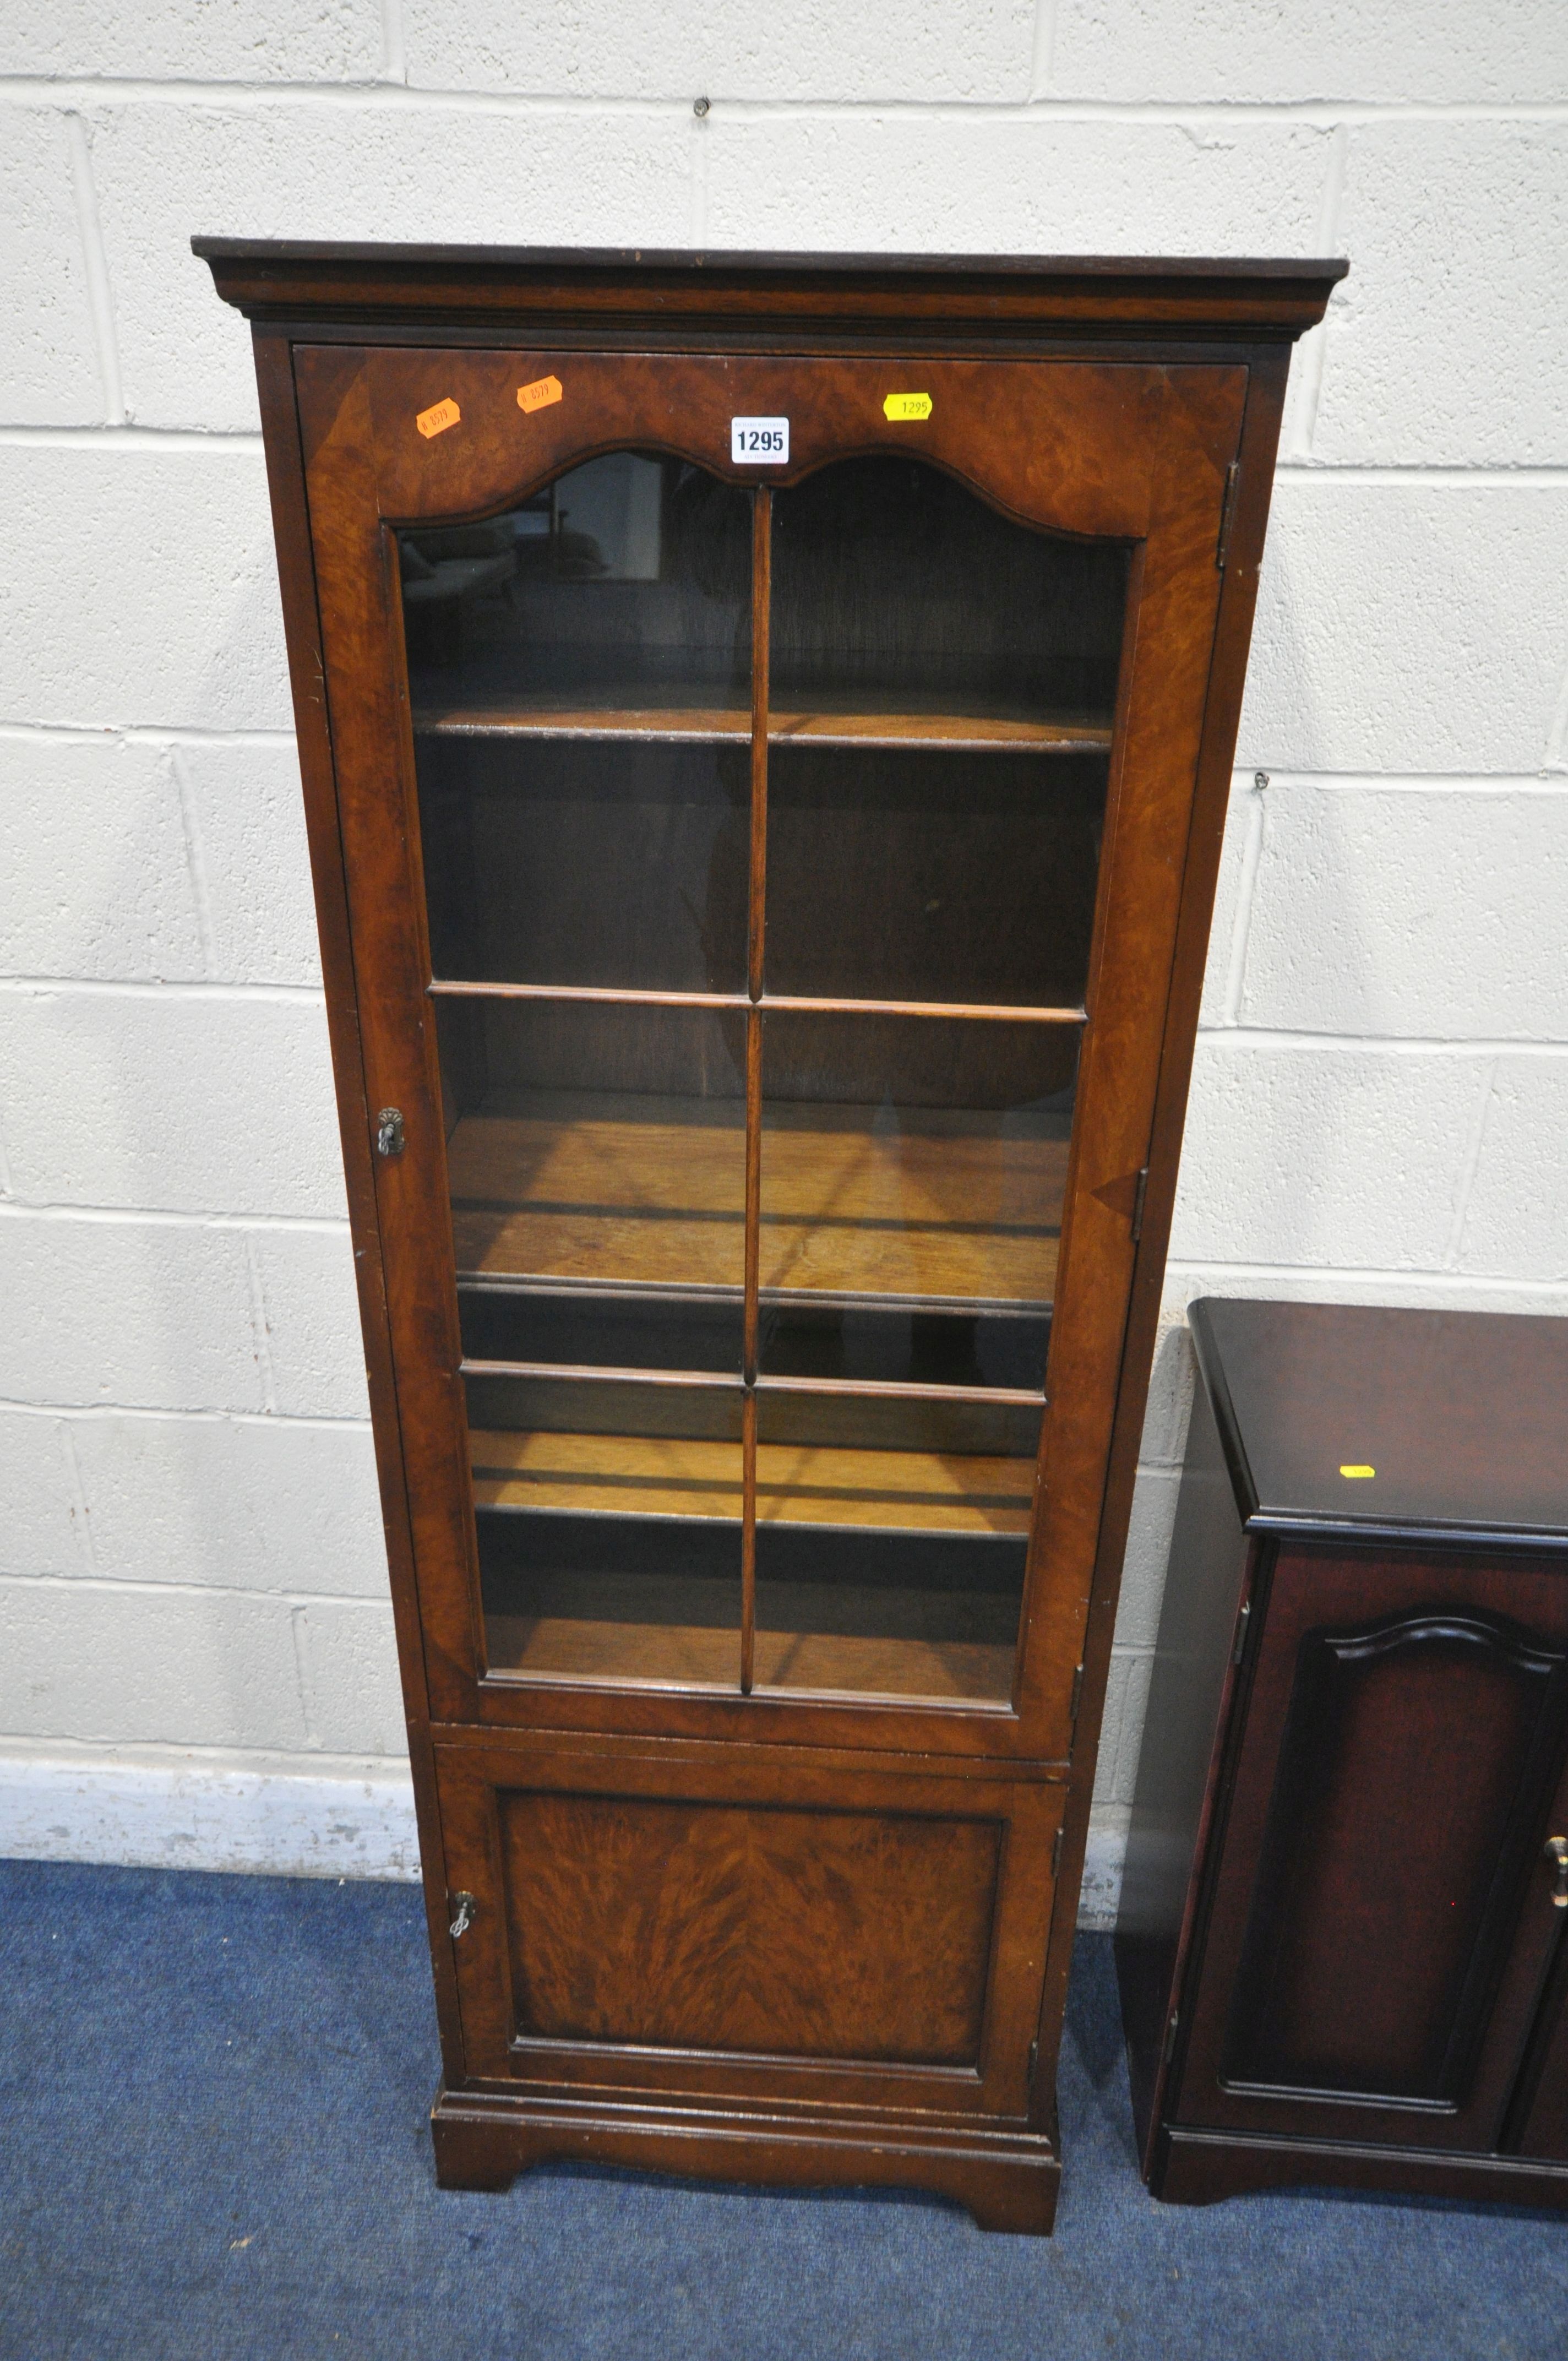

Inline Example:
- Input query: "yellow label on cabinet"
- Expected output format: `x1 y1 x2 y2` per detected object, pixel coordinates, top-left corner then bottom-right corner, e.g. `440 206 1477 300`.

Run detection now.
518 375 564 414
1340 1464 1376 1479
883 391 933 422
416 397 461 439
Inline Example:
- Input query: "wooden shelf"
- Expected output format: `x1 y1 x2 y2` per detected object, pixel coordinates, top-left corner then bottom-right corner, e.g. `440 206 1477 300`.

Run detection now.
413 698 1112 754
475 1422 1029 1698
470 1428 1035 1534
450 1093 745 1292
769 708 1111 753
417 701 750 743
432 981 1086 1024
483 1590 1014 1701
486 1591 741 1688
753 1622 1015 1703
448 1091 1065 1305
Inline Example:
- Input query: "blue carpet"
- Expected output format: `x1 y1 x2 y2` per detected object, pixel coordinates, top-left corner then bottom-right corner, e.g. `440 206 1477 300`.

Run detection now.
1 1860 1564 2359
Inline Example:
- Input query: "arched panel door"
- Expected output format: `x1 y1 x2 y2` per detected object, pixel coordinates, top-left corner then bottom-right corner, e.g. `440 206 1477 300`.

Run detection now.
1174 1545 1568 2154
296 345 1246 1759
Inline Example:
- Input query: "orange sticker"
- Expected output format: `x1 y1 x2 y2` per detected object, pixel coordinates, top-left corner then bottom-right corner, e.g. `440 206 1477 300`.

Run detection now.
518 374 564 415
416 397 461 439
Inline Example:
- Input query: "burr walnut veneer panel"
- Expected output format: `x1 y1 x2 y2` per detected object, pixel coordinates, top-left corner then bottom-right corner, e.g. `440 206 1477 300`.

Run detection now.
500 1791 999 2063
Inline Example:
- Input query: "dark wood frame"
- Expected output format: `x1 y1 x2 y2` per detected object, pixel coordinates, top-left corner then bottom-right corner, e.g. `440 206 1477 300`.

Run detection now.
200 244 1342 2232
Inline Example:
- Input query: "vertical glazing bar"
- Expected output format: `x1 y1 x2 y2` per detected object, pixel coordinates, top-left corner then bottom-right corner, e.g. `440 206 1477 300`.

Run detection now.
741 1007 763 1693
748 487 771 1004
741 1381 758 1694
739 489 771 1694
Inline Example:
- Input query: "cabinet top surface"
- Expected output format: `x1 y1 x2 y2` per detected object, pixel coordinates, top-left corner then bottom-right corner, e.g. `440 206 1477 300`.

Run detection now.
1191 1298 1568 1546
192 239 1346 339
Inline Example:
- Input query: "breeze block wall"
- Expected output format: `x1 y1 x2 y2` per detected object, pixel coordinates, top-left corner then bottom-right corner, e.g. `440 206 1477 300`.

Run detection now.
1 2 1564 1906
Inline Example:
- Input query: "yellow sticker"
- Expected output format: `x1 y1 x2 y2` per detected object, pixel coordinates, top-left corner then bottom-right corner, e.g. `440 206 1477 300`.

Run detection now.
883 391 933 422
518 374 564 415
416 397 461 439
1340 1464 1376 1479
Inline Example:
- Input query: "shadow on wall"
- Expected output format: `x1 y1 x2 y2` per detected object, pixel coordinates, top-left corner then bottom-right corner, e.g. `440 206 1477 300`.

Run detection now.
1188 520 1397 1276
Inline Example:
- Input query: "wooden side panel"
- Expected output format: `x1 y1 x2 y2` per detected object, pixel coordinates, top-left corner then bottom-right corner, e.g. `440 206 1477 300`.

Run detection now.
1114 1370 1254 2164
1174 1545 1568 2155
500 1790 999 2064
1012 367 1245 1762
247 329 467 2081
1010 352 1295 2129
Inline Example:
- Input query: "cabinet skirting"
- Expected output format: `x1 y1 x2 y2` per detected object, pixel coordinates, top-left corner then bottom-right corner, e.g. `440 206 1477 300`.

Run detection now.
432 2083 1060 2235
1152 2125 1568 2215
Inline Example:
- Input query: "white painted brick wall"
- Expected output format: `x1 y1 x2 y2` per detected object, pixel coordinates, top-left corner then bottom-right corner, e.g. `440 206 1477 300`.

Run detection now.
2 3 384 83
0 5 1563 1912
700 117 1331 252
0 447 291 729
402 1 1041 100
0 989 343 1215
1048 1 1568 106
0 110 103 421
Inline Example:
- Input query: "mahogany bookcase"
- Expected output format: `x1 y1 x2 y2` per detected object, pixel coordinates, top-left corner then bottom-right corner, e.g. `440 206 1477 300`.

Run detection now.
197 242 1343 2232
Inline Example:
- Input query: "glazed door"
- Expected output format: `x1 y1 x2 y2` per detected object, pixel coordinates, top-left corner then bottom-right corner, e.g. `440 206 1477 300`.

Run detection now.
1174 1545 1568 2153
297 345 1246 1755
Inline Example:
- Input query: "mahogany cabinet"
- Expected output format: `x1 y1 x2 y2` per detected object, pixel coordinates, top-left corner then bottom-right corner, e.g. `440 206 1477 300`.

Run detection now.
197 242 1341 2232
1119 1298 1568 2212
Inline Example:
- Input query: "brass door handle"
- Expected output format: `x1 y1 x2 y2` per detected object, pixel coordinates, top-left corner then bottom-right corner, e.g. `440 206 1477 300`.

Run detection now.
1547 1837 1568 1908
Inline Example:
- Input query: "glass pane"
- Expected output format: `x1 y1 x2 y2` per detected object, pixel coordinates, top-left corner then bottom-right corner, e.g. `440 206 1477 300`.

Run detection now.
401 451 752 995
459 1282 744 1377
771 456 1126 732
470 1372 742 1686
418 737 749 992
765 746 1106 1009
438 999 746 1374
400 452 752 723
759 1014 1072 1391
752 1390 1038 1703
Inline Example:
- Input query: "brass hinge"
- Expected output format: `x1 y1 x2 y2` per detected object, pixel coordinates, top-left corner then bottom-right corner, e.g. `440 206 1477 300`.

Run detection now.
1052 1825 1064 1880
1163 2010 1180 2066
1028 2037 1039 2081
1216 460 1243 571
1069 1662 1085 1727
1130 1165 1150 1246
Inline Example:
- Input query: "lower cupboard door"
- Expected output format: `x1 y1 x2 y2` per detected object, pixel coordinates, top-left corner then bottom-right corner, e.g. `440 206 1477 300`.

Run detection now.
1504 1748 1568 2162
433 1741 1064 2120
1174 1544 1568 2154
1510 1930 1568 2161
